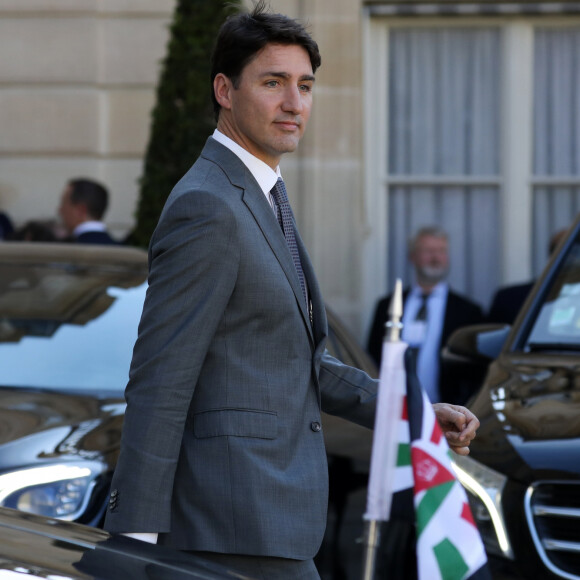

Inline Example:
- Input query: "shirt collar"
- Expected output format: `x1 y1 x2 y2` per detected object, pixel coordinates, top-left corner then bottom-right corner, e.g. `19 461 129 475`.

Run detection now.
73 221 106 236
411 281 448 298
213 129 281 196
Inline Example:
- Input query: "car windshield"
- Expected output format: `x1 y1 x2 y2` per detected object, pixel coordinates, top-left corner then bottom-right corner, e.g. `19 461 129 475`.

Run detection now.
0 257 146 392
524 231 580 351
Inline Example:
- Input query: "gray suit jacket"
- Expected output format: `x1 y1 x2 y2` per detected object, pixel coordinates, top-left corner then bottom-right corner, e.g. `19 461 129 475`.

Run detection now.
104 137 377 559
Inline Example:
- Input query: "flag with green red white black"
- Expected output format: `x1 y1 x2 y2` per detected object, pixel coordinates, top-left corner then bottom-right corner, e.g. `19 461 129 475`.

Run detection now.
364 336 491 580
394 347 491 580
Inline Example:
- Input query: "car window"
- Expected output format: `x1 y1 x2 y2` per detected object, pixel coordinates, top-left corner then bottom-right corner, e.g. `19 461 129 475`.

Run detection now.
0 262 146 392
524 234 580 351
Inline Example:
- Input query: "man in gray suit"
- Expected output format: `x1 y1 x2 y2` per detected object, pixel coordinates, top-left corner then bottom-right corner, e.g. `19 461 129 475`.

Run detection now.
104 3 479 578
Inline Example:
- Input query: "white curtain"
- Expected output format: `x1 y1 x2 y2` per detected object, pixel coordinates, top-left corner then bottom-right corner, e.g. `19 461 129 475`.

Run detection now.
387 28 500 308
533 28 580 275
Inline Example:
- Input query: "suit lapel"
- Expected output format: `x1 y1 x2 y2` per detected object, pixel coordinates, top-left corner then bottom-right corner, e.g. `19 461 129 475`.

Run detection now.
242 187 314 342
295 228 325 346
202 137 315 342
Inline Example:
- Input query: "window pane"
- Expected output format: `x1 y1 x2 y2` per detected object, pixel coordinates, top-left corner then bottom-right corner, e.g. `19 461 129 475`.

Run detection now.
0 284 144 391
387 28 500 307
389 28 500 176
533 28 580 276
534 28 580 176
0 258 146 392
532 186 580 276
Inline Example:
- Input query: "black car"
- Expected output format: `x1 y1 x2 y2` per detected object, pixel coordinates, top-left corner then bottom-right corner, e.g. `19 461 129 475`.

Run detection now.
0 505 255 579
0 244 148 526
445 213 580 580
0 243 376 564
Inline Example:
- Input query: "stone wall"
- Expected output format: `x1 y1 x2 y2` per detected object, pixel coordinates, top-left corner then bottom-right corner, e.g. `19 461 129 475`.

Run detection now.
0 0 175 238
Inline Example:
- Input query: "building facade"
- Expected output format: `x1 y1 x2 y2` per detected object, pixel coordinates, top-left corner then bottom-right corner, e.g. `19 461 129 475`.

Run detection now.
1 0 579 341
0 0 174 238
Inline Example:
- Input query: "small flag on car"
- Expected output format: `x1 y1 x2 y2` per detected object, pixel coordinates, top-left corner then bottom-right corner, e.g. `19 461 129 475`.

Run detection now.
362 279 491 580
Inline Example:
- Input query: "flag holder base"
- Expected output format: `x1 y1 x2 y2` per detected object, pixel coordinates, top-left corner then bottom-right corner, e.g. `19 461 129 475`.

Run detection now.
360 519 382 580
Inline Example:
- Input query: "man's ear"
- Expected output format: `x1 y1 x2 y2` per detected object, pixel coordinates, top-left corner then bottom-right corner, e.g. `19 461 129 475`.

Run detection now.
74 202 90 222
214 73 233 111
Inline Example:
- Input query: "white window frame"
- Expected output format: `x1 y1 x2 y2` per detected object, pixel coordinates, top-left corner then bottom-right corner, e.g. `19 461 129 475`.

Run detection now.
362 12 580 326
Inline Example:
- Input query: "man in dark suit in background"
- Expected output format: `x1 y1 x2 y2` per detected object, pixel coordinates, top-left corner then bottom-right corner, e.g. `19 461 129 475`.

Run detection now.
104 5 479 579
488 227 569 325
58 178 119 244
0 211 14 240
487 281 533 325
367 226 484 405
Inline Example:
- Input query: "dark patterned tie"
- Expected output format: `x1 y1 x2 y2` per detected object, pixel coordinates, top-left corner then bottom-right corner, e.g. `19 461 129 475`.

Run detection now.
415 293 429 321
270 179 307 306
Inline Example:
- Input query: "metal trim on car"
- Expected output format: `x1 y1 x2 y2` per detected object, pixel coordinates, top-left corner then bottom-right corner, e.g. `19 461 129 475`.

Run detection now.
525 480 580 580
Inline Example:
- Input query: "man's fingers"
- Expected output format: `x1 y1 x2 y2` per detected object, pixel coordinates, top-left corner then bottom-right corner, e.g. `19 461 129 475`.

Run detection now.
446 430 474 443
449 445 470 456
433 403 480 454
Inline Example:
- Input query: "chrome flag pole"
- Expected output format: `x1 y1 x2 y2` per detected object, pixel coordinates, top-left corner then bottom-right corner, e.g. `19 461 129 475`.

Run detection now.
383 279 403 342
361 279 405 580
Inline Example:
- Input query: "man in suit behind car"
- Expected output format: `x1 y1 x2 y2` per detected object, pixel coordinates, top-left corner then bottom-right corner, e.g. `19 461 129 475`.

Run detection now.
58 178 119 245
367 226 484 405
488 227 569 325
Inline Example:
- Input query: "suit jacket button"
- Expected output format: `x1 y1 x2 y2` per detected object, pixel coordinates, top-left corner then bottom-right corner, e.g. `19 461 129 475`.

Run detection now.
310 421 321 432
108 491 118 511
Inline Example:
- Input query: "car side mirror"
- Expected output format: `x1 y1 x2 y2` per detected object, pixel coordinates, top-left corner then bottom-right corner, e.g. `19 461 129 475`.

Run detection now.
443 323 511 364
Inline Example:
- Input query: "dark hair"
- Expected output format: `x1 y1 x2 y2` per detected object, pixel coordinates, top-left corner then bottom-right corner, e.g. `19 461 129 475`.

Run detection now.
68 178 109 220
210 0 321 120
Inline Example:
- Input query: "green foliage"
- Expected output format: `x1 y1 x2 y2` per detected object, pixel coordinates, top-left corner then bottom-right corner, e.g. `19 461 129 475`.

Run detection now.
130 0 241 248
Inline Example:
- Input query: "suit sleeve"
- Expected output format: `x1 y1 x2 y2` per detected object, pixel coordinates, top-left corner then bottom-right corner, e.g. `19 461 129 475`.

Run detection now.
104 190 239 533
319 351 377 429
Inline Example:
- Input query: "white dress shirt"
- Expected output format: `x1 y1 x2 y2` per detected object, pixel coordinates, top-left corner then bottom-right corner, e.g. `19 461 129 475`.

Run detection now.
212 129 281 214
401 282 448 403
73 221 107 237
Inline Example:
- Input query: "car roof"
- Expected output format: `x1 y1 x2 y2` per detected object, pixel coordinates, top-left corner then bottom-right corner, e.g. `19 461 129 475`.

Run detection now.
0 241 147 268
0 243 148 328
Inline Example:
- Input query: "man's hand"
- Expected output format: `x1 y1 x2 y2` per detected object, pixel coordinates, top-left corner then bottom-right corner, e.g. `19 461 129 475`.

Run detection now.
432 403 479 456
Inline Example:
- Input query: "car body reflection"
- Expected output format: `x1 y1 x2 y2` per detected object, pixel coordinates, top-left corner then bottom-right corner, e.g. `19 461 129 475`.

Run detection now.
445 212 580 580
